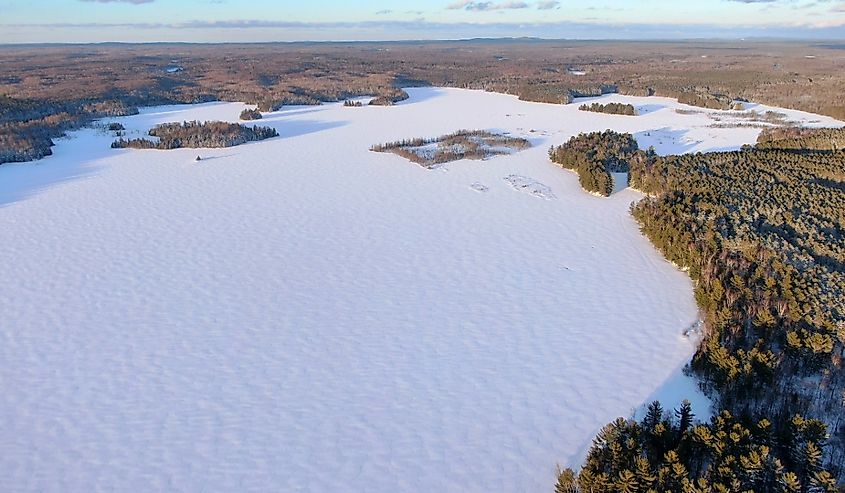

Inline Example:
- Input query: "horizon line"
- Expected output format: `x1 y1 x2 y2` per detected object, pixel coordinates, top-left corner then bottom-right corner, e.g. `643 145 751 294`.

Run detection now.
1 36 843 47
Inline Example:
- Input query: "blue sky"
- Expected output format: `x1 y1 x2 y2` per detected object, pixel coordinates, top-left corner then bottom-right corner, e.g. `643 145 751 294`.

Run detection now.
1 0 844 43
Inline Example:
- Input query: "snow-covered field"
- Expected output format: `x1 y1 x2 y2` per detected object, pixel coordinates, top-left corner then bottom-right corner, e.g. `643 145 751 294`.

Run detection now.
0 88 840 492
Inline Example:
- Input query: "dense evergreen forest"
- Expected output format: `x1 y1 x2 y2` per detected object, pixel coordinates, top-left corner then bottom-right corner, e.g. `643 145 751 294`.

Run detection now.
579 102 637 116
111 121 278 150
557 401 838 492
553 128 845 490
548 131 647 196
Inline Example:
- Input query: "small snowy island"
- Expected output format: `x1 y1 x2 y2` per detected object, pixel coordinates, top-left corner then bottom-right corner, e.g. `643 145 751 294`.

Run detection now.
111 120 278 150
370 129 530 168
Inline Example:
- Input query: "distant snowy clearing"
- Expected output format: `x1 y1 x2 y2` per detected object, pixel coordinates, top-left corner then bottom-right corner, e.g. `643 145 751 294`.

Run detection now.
1 88 840 493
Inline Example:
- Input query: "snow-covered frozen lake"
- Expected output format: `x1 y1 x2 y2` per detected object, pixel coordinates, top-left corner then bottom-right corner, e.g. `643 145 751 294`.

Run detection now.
1 88 840 492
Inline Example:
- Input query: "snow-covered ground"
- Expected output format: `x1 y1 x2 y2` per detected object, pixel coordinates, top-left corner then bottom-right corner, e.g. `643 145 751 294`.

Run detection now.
0 88 840 493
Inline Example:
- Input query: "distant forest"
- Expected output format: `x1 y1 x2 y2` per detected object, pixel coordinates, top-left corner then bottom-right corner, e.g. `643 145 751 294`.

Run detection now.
2 40 845 164
111 121 278 150
553 128 845 490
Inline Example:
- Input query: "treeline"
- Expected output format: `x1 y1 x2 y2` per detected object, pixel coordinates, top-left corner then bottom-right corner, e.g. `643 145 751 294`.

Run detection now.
371 130 530 168
554 129 845 485
757 126 845 152
511 82 618 105
511 84 732 112
557 401 839 492
578 102 636 116
548 130 648 196
616 84 737 111
1 96 140 164
111 121 278 150
254 86 408 112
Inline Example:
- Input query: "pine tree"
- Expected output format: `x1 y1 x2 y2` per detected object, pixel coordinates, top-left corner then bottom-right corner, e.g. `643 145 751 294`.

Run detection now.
554 468 578 493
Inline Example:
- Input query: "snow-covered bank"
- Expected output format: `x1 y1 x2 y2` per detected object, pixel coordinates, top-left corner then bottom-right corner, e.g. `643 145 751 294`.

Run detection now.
1 88 839 492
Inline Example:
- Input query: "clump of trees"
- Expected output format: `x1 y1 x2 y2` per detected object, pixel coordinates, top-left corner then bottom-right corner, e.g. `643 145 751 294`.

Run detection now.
111 120 278 150
548 130 649 196
343 100 363 107
554 128 845 484
675 89 735 110
371 130 530 168
107 122 125 131
579 102 636 116
257 95 322 112
239 107 262 120
557 401 839 492
368 88 410 106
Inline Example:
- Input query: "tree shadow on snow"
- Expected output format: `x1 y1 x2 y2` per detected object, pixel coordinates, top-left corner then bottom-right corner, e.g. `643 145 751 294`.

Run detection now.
0 133 108 209
0 118 346 208
635 103 666 115
634 127 700 156
193 153 237 162
398 87 446 105
271 119 347 139
260 106 326 119
566 359 712 469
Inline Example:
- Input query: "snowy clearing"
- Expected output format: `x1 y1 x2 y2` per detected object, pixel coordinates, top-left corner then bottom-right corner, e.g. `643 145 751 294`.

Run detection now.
0 88 840 493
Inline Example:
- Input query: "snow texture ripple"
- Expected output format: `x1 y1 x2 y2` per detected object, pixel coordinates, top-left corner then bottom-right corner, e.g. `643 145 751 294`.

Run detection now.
1 88 840 493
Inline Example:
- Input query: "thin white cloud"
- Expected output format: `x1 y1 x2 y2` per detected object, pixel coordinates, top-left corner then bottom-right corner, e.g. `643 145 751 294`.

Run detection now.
447 1 529 11
79 0 155 4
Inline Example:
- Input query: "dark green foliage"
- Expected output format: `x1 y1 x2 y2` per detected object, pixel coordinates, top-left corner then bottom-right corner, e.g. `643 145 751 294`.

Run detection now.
548 130 648 196
111 137 156 149
111 120 278 150
589 128 845 481
239 107 262 121
628 146 845 400
107 122 125 131
578 102 636 116
560 402 838 492
343 100 363 107
555 127 845 486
